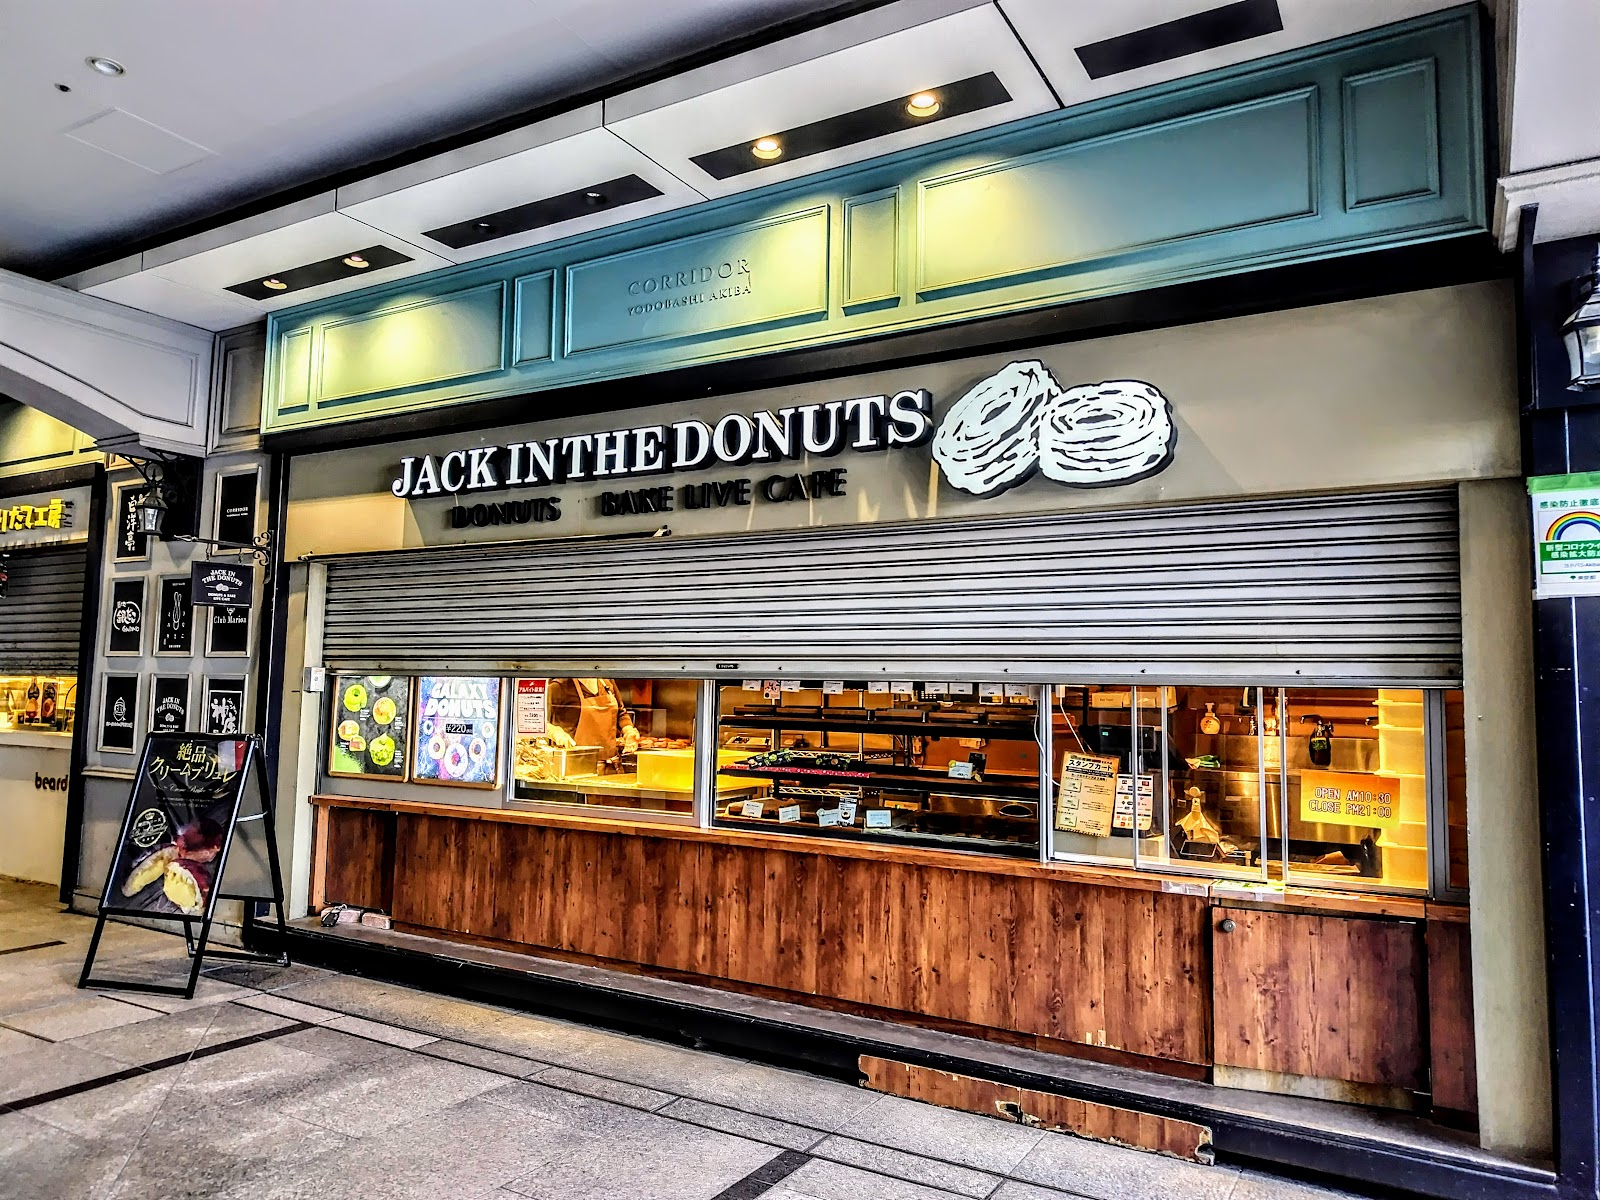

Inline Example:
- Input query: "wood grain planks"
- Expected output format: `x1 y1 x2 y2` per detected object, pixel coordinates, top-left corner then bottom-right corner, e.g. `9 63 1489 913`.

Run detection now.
319 807 395 912
1427 917 1478 1115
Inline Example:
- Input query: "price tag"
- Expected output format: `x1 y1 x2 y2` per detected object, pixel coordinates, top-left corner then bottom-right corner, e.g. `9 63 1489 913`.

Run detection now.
1005 684 1037 699
924 681 949 696
740 799 764 819
867 682 890 694
763 680 781 699
947 761 975 779
890 681 915 695
947 683 974 695
741 680 763 692
865 809 892 828
822 680 844 695
778 804 801 824
980 683 1005 702
838 800 858 823
781 680 803 693
817 808 841 827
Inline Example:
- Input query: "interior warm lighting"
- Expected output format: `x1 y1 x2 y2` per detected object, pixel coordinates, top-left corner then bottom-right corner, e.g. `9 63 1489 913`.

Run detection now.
261 278 288 291
751 136 783 161
86 56 126 77
342 254 370 269
906 91 941 118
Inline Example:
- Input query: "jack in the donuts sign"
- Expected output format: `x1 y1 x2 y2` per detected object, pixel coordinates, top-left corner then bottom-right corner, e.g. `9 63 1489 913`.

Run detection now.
931 361 1176 498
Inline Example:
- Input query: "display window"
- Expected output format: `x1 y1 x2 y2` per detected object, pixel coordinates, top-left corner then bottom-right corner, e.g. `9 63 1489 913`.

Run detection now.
712 679 1042 857
511 676 700 814
0 673 77 733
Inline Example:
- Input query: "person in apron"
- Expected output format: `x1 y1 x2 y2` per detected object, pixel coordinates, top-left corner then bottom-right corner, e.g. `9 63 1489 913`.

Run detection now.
547 678 639 763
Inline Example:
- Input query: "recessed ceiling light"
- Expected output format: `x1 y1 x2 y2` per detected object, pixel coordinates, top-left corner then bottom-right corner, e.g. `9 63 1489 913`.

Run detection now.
342 254 369 269
86 56 125 77
906 92 941 118
475 221 493 230
584 191 605 204
53 83 71 93
261 278 288 291
751 136 783 161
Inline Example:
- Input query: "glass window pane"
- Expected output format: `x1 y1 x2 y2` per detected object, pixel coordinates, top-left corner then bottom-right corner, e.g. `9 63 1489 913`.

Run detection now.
714 680 1040 858
1444 689 1468 891
1282 687 1428 892
511 677 698 814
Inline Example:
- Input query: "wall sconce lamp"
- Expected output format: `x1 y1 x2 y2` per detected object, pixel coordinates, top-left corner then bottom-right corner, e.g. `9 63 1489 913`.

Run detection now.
1563 244 1600 390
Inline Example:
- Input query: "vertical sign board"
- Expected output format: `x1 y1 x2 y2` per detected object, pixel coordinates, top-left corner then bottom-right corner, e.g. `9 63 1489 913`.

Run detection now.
215 471 258 547
113 484 149 562
107 579 146 654
157 577 193 654
1531 472 1600 597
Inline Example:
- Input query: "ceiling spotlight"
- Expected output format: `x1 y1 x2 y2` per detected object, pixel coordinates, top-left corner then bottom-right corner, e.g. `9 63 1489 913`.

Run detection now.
54 83 71 93
342 254 369 269
584 190 606 205
751 136 783 161
474 221 493 230
86 56 125 77
906 91 941 118
261 278 288 291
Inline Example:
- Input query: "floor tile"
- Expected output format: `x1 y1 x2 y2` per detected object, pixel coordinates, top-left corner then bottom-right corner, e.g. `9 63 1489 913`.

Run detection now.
3 994 159 1041
989 1183 1092 1200
1009 1130 1240 1200
663 1096 829 1151
0 1109 131 1200
811 1135 999 1197
260 1024 414 1068
537 1064 676 1110
0 1041 131 1105
1230 1169 1367 1199
22 1068 178 1149
203 961 335 992
845 1093 1045 1175
779 1157 970 1200
277 1051 506 1137
323 1012 439 1048
62 1001 292 1066
99 975 260 1013
0 1024 49 1057
235 992 342 1025
418 1037 548 1078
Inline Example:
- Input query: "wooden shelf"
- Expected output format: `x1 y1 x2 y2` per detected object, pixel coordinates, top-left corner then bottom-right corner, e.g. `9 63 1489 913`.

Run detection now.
718 764 1040 800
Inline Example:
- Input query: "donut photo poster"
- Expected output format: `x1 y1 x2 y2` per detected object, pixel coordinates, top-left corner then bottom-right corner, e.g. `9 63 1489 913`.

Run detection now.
931 360 1176 497
412 676 502 788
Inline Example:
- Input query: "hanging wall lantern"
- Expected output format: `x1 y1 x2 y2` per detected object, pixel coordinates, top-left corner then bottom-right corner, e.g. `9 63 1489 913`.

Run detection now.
1563 244 1600 390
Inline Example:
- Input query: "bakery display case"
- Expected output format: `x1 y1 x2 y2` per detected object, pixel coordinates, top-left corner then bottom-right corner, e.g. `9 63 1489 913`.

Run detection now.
0 673 77 734
712 680 1042 857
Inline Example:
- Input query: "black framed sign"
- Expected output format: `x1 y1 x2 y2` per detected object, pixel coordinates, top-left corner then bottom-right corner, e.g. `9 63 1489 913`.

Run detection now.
203 677 246 735
113 483 150 562
191 560 251 608
150 676 191 733
107 578 146 655
156 576 193 655
206 604 251 657
100 674 140 752
215 470 258 547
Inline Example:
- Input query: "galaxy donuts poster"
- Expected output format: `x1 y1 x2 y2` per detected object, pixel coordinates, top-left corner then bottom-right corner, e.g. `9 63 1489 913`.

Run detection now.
103 735 250 918
413 676 503 787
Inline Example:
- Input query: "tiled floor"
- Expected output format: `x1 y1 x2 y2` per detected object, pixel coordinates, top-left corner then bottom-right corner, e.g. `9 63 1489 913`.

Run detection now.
0 878 1361 1200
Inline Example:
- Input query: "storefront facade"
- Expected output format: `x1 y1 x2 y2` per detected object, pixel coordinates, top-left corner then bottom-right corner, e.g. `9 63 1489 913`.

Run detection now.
249 9 1561 1196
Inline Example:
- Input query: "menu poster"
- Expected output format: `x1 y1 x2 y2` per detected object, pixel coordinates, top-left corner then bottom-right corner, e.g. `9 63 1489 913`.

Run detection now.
107 579 146 655
329 675 410 780
150 676 191 734
414 676 502 788
1053 751 1118 837
113 484 150 562
207 605 251 657
156 576 193 655
100 735 250 918
1112 773 1155 832
215 470 258 548
515 678 548 736
100 675 140 753
203 677 246 735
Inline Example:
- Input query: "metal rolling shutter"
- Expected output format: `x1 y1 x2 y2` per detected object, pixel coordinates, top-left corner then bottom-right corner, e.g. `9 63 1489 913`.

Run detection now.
320 488 1461 686
0 546 88 673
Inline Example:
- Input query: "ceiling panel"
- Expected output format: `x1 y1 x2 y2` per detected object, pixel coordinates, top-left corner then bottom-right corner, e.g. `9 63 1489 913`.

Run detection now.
338 105 706 264
999 0 1464 107
606 1 1057 199
80 270 262 332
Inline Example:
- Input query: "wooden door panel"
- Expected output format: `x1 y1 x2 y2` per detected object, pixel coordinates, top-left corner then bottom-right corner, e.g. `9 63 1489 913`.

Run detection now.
1212 906 1426 1091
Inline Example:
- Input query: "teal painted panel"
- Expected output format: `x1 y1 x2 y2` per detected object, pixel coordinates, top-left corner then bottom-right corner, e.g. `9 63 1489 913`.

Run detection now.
1343 59 1440 208
276 327 313 415
917 89 1318 298
318 283 507 404
513 272 555 365
564 206 830 355
844 189 900 309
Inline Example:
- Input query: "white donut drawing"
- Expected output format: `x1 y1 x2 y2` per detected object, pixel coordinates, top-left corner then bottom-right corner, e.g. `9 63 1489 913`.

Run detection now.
1037 380 1175 487
930 360 1060 497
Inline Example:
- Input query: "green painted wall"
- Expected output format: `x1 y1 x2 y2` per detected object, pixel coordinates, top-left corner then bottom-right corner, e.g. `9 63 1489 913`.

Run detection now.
263 7 1486 436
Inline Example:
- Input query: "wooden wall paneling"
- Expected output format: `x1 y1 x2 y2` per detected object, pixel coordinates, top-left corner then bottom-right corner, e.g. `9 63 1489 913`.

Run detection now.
1213 907 1427 1093
1427 917 1479 1116
1151 892 1211 1064
320 807 395 912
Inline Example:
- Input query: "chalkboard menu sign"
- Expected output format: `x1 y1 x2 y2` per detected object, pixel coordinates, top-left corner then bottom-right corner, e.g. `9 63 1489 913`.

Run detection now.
113 484 150 562
107 579 146 655
328 675 411 780
150 676 190 733
413 676 502 788
100 675 140 752
207 604 250 656
157 577 193 655
100 735 252 918
215 470 258 547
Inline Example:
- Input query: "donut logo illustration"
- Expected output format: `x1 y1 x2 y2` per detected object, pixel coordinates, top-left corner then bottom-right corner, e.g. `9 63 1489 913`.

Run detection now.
931 360 1176 497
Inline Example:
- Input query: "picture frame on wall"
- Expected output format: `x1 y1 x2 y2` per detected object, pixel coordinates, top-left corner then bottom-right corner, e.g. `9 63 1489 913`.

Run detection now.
214 468 259 549
206 603 251 657
98 674 140 753
112 482 150 563
106 578 147 656
149 675 192 734
202 676 247 736
156 576 194 656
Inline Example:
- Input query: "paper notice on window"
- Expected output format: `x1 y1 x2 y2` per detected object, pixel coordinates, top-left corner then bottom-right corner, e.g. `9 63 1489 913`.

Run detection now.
763 680 781 699
1112 773 1155 832
1054 751 1119 837
514 679 548 735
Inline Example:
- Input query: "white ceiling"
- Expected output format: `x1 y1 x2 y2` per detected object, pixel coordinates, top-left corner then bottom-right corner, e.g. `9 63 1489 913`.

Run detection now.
10 0 1470 331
